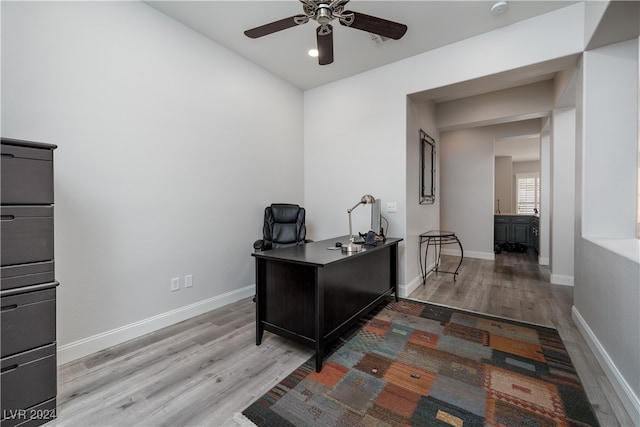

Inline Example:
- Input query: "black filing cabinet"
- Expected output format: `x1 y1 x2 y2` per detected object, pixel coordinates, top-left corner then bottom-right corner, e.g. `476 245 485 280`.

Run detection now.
1 138 58 427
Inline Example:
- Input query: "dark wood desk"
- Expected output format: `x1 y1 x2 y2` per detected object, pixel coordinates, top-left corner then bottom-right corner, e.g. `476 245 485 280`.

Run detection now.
252 236 402 372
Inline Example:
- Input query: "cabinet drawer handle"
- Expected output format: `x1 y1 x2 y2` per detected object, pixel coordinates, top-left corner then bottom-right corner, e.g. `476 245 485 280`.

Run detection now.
1 364 19 374
1 304 19 312
0 215 15 221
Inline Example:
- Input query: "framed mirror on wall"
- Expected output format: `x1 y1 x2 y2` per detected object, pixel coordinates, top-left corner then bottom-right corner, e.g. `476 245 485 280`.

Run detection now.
420 129 435 204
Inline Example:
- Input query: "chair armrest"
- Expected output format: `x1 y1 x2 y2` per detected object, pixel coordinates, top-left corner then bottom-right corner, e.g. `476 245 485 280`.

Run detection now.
253 240 273 251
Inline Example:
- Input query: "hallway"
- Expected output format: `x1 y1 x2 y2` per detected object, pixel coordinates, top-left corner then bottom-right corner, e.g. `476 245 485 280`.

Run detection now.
408 252 633 426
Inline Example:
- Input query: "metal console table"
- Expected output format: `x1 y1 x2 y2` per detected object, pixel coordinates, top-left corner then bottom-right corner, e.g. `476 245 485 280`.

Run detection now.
419 230 463 284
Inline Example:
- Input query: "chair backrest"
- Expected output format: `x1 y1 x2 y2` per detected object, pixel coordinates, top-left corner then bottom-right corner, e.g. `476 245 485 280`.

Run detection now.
263 204 307 249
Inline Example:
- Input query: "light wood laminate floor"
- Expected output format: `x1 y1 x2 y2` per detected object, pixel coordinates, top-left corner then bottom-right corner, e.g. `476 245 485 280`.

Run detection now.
49 251 633 426
409 251 634 427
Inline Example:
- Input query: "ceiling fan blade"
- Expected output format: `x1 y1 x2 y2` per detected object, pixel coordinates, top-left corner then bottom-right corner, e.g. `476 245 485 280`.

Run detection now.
316 25 334 65
244 15 307 39
341 10 407 40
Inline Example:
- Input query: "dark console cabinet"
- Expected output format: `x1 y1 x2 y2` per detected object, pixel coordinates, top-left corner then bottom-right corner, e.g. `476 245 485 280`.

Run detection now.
494 216 510 244
1 138 58 427
531 216 540 253
510 216 532 247
494 214 539 252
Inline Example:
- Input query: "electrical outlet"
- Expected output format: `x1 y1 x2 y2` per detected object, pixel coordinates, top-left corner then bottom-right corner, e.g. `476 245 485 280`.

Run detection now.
171 277 180 292
386 202 397 213
185 275 193 288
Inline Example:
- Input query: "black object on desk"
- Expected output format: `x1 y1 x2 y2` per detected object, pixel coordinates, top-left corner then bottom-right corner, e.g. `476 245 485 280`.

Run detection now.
419 230 463 284
252 236 402 372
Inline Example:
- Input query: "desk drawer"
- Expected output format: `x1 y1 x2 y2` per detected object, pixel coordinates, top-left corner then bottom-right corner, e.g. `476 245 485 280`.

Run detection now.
0 397 56 427
494 216 509 224
1 262 55 292
1 207 53 267
510 216 532 224
1 144 54 206
1 288 56 358
1 344 56 419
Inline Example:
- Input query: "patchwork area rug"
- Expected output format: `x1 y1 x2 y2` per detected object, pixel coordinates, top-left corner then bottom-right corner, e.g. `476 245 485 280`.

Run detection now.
242 299 600 426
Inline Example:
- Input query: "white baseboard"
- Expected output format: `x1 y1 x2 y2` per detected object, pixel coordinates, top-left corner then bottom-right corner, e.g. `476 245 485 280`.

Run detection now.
400 274 425 298
441 248 495 260
572 306 640 426
57 284 256 365
550 273 574 286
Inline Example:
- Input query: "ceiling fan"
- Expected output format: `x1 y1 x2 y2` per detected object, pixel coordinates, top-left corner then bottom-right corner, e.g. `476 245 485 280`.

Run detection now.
244 0 408 65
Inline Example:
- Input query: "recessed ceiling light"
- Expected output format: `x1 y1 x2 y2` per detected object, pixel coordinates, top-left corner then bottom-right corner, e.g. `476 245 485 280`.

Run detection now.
308 49 319 57
490 1 508 15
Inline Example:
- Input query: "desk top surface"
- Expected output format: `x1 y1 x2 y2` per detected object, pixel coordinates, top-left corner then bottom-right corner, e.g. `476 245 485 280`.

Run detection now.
252 236 402 267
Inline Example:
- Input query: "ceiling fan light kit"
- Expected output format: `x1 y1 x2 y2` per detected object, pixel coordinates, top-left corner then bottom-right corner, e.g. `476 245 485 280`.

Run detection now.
244 0 408 66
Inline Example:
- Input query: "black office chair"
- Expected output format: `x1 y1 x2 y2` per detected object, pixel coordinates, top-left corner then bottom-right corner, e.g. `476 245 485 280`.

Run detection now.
253 203 310 251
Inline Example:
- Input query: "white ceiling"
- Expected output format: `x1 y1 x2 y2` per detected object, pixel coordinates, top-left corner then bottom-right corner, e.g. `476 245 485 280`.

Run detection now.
147 0 581 158
146 1 578 91
495 134 540 162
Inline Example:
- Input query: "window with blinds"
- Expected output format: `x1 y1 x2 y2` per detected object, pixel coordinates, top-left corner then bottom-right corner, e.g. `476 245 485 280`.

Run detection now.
516 173 540 215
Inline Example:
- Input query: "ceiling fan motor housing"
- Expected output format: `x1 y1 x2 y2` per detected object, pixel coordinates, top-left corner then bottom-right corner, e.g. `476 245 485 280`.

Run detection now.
316 4 333 25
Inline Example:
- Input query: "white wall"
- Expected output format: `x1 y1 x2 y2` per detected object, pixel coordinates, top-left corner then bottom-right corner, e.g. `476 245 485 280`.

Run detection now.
440 128 495 259
1 2 304 362
512 160 540 173
539 122 551 265
304 3 586 288
303 79 408 285
574 38 640 423
512 159 540 214
439 121 544 259
549 108 576 285
436 80 554 131
495 157 512 214
434 78 555 260
584 0 611 47
405 97 439 296
581 40 638 238
574 241 640 424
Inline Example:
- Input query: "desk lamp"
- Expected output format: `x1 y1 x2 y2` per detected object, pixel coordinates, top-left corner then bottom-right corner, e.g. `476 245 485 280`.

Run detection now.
343 194 376 253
